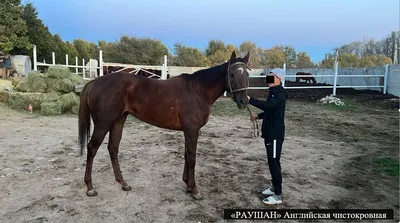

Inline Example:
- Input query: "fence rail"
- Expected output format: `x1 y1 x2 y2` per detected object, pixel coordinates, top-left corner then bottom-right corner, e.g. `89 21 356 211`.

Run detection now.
245 62 389 95
31 45 390 96
32 45 169 81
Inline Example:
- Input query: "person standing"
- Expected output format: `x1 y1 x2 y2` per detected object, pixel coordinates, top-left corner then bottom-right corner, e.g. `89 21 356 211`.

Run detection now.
247 68 288 205
2 54 12 79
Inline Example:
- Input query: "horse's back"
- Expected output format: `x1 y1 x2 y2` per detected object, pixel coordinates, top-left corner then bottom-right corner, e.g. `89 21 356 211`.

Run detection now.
87 72 189 130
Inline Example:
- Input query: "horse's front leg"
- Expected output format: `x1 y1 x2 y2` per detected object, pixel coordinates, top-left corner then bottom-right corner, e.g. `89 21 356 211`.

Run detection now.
183 128 202 200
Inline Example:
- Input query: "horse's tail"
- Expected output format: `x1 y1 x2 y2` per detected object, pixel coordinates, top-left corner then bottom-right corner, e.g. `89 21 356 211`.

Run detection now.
78 81 94 157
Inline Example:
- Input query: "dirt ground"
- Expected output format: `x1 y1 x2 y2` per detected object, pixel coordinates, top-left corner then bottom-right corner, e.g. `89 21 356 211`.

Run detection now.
0 89 398 223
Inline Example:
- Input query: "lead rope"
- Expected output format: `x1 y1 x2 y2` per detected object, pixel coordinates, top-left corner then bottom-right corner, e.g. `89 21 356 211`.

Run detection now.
246 106 259 138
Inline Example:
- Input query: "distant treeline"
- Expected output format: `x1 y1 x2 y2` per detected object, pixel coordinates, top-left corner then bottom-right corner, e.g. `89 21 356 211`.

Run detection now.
2 1 399 69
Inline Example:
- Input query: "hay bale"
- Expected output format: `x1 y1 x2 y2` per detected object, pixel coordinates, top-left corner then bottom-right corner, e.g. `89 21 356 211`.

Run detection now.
27 71 42 80
8 92 41 109
0 91 9 102
46 66 70 79
67 73 85 85
59 79 75 93
58 92 79 113
11 77 25 87
27 72 47 93
46 78 74 93
7 92 59 110
40 101 62 116
16 81 30 92
45 78 58 93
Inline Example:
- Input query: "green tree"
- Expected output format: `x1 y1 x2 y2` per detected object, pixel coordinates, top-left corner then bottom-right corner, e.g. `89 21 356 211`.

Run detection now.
319 54 335 68
265 46 285 68
205 39 226 57
12 2 55 62
359 55 392 67
114 35 168 65
296 52 314 68
52 34 66 64
172 43 210 67
0 0 31 53
73 39 98 61
64 41 78 64
205 40 236 66
98 40 120 62
280 45 297 68
238 41 261 68
338 53 359 67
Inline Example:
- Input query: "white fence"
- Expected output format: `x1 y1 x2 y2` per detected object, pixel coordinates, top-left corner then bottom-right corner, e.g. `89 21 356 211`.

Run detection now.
33 45 104 80
32 45 169 80
31 45 395 96
247 62 391 96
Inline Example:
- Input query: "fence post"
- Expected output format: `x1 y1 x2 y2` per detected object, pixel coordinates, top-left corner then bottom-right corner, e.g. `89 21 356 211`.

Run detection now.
383 64 389 94
33 45 37 71
333 62 338 96
52 52 55 65
165 55 168 79
65 54 68 66
282 63 286 87
83 58 85 79
99 50 103 77
75 57 78 74
161 55 167 80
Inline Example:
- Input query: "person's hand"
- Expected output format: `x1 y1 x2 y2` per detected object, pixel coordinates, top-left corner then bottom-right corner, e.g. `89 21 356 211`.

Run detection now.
250 113 257 121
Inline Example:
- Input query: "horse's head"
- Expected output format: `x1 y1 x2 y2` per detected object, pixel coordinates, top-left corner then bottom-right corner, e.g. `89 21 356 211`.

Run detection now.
226 51 251 109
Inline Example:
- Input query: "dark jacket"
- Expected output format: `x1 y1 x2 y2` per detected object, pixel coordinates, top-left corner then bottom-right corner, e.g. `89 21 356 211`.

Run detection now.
249 84 287 141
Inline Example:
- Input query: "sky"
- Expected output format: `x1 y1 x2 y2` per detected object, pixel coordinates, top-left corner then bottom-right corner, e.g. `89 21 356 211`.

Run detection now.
23 0 399 63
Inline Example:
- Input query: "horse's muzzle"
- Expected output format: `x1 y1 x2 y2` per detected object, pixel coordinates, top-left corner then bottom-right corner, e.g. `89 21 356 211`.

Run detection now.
236 98 249 109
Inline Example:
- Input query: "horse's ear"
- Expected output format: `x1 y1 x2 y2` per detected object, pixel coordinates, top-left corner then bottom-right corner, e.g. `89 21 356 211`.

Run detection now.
230 51 236 62
243 52 250 64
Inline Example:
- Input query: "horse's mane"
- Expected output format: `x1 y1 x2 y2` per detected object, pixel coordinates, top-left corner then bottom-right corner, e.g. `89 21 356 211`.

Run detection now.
177 63 228 87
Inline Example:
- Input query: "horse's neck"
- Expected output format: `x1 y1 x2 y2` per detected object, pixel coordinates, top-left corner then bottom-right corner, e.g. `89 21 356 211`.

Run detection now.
196 65 227 106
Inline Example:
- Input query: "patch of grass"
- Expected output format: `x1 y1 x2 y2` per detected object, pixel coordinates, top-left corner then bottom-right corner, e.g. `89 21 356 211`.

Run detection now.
373 157 399 177
318 99 358 111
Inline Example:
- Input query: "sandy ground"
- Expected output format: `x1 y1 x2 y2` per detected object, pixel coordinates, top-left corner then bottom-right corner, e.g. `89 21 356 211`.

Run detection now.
0 96 398 223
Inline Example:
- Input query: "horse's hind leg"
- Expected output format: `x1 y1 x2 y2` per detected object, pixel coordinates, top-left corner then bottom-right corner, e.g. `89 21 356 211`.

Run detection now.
84 125 109 196
108 114 131 191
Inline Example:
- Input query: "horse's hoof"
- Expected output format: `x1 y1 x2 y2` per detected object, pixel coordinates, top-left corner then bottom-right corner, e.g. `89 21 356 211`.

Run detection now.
122 185 132 191
192 193 203 200
86 189 98 197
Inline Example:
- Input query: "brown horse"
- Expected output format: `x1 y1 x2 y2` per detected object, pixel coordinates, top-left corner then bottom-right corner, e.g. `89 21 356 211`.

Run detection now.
78 51 250 199
296 72 316 84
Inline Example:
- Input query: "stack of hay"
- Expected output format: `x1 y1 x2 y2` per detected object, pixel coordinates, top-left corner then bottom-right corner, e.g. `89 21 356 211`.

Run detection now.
1 66 87 116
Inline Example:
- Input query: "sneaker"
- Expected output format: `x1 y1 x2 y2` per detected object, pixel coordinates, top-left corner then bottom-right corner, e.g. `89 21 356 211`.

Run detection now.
261 186 275 196
263 194 282 205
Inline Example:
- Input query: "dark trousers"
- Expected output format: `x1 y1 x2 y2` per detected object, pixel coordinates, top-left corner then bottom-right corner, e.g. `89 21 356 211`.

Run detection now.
264 139 284 195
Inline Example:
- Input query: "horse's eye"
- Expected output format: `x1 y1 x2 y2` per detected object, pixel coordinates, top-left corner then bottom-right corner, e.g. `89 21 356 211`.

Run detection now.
230 73 234 77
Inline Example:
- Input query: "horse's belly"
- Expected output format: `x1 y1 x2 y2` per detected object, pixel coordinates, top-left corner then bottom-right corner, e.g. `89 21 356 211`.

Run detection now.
127 106 182 130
